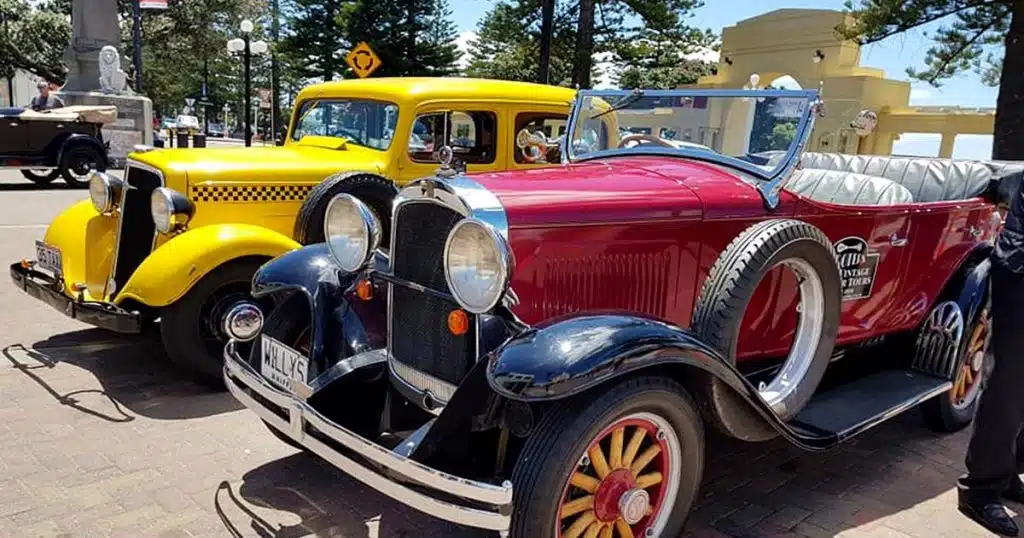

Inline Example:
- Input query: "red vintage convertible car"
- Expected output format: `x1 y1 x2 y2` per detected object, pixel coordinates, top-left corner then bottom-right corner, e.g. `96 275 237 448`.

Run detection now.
222 88 1021 538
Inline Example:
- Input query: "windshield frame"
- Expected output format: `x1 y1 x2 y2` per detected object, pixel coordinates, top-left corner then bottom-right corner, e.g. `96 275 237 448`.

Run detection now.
288 97 401 151
562 88 821 206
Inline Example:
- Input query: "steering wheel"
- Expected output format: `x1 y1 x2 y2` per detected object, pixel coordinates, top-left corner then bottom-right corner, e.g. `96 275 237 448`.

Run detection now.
618 133 675 149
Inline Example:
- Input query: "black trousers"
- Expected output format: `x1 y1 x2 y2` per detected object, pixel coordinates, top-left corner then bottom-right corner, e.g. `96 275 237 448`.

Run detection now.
959 262 1024 501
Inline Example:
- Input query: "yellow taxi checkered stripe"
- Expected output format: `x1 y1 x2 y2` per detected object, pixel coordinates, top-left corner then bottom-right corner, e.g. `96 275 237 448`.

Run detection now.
189 184 317 203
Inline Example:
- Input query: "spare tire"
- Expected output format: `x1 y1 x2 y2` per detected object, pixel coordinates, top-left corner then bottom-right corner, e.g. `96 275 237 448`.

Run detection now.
293 172 397 247
691 219 841 440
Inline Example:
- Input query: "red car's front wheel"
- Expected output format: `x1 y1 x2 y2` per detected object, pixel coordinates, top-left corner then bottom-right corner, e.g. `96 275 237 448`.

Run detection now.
510 377 704 538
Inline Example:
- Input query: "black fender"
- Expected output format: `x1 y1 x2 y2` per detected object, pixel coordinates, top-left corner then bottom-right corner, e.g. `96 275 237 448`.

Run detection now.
252 243 387 370
58 133 108 168
955 252 991 328
485 313 844 451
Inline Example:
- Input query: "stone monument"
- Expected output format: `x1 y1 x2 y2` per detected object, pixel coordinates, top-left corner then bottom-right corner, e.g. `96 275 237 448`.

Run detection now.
56 0 153 167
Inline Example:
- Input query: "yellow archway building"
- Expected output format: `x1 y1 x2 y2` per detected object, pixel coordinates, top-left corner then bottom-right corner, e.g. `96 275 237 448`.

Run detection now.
693 9 994 157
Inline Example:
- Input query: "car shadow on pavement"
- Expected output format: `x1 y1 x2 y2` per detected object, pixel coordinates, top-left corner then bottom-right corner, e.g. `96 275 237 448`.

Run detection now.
224 412 989 538
216 452 486 538
2 327 242 421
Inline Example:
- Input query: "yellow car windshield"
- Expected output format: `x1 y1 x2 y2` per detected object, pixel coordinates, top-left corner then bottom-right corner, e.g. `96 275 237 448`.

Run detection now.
291 98 399 151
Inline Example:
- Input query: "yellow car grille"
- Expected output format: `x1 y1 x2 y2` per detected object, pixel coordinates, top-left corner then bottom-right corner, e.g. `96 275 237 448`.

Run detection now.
189 184 317 203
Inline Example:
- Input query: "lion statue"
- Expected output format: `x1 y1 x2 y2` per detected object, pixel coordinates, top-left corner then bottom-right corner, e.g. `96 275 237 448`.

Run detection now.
98 45 129 94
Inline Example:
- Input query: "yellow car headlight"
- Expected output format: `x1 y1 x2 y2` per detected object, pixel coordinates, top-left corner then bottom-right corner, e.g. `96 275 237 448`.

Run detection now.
89 172 124 214
150 187 195 234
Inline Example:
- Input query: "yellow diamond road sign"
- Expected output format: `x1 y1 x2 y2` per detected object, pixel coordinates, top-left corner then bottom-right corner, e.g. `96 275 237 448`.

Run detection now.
346 42 382 79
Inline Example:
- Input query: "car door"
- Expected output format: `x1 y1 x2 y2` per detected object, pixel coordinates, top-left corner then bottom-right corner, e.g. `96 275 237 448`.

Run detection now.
798 203 912 344
395 102 504 182
0 113 26 155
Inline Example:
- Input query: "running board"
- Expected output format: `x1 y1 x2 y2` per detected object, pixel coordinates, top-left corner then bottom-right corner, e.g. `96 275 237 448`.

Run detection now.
785 370 951 445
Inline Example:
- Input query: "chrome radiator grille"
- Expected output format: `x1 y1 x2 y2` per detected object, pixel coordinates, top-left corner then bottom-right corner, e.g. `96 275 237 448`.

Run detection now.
388 201 476 387
110 165 162 293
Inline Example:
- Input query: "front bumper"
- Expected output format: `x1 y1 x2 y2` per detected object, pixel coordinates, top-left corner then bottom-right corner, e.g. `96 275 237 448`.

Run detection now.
222 341 514 532
10 263 142 334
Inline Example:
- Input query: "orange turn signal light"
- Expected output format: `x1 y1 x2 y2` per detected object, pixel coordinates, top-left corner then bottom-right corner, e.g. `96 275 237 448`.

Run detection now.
448 309 469 336
355 279 374 301
19 259 34 270
70 282 88 293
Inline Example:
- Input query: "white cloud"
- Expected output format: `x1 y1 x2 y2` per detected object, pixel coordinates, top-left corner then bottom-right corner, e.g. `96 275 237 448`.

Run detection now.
455 31 478 70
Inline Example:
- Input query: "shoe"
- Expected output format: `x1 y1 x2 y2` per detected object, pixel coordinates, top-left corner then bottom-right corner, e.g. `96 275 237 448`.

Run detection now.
958 497 1019 537
1005 478 1024 504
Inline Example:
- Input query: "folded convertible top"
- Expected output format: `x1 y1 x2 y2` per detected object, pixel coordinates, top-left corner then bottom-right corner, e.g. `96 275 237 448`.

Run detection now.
16 105 118 125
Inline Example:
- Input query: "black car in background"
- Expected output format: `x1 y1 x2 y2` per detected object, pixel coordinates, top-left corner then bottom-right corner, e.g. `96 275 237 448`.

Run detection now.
0 106 111 187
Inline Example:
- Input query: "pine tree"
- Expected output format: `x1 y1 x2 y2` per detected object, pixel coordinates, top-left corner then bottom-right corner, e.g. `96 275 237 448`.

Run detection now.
280 0 349 81
343 0 459 78
838 0 1024 159
464 0 717 89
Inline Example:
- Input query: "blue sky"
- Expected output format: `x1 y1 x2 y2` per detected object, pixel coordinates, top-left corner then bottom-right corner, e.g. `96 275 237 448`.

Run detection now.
451 0 998 159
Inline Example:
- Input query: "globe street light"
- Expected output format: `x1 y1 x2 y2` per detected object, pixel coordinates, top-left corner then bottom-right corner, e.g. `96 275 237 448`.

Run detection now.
227 19 268 147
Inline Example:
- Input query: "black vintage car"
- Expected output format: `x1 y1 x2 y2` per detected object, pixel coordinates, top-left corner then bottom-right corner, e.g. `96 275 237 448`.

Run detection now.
0 106 111 187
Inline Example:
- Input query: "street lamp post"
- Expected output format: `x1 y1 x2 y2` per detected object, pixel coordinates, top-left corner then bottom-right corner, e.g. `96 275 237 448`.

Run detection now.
227 19 267 147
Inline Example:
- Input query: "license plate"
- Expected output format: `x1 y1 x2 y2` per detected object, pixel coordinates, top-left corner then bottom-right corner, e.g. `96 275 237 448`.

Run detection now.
35 241 62 276
261 335 309 392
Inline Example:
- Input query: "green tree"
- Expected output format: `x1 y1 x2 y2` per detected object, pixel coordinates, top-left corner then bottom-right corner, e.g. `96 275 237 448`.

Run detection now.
0 0 71 84
465 0 716 89
344 0 460 77
837 0 1023 159
279 0 348 81
465 0 579 85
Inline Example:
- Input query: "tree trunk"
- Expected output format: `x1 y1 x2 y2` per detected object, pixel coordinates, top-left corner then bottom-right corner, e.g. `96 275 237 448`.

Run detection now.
993 1 1024 160
271 0 282 139
572 0 595 89
537 0 555 83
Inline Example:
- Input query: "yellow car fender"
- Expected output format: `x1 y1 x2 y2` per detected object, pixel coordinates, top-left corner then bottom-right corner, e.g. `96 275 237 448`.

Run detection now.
40 199 118 301
115 224 301 308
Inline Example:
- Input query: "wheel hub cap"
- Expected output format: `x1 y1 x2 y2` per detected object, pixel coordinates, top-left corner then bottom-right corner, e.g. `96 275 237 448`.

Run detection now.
618 488 650 525
593 469 637 522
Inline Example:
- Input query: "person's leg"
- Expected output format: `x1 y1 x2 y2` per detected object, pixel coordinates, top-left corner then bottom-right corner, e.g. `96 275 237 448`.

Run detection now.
958 264 1024 536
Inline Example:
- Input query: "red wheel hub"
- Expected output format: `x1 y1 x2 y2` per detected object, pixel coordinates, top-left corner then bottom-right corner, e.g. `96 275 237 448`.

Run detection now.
555 416 674 538
593 469 636 521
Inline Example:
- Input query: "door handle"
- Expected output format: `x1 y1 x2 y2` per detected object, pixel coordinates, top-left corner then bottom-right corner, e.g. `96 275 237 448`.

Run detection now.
889 232 908 247
968 226 984 239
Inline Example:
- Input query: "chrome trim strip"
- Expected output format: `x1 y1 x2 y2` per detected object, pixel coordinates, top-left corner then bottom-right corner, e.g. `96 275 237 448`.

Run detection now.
108 161 165 299
223 342 513 531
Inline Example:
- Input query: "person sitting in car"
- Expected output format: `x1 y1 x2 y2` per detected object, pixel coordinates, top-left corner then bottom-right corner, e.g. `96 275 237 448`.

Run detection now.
29 80 65 111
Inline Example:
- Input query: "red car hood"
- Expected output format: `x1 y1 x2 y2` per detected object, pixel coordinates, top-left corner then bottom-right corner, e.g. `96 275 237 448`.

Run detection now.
468 156 739 228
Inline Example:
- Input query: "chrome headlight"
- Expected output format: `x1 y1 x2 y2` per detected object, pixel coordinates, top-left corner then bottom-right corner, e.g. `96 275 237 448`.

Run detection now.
89 172 124 214
444 219 513 314
150 187 195 234
324 194 381 272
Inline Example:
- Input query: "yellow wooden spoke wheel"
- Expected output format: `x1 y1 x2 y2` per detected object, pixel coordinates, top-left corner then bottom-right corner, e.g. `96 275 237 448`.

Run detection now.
556 413 681 538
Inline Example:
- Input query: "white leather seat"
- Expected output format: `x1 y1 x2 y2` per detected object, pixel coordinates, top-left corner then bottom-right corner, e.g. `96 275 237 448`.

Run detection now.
787 169 914 206
799 152 993 203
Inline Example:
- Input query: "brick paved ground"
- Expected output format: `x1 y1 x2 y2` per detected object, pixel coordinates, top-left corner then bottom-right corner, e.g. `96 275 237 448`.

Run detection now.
0 171 1012 537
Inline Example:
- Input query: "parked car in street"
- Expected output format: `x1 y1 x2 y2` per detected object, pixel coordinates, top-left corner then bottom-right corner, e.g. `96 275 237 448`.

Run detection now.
224 87 1021 538
10 77 577 389
0 105 112 187
206 123 226 138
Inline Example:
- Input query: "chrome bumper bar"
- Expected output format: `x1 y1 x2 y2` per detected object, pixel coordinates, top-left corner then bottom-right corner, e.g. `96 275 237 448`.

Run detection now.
222 341 513 532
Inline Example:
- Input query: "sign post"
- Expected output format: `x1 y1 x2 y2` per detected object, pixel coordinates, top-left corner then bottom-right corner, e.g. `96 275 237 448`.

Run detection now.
345 42 382 79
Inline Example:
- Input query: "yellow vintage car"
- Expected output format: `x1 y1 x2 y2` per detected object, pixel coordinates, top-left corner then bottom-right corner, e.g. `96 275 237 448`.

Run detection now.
10 77 575 387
